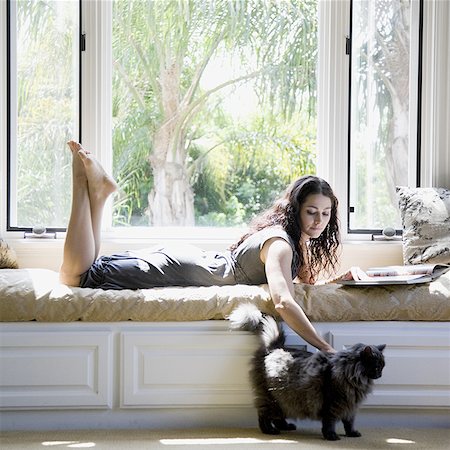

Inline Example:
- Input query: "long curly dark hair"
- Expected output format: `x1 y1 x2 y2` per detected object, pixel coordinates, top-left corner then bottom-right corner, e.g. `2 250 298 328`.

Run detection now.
230 175 341 279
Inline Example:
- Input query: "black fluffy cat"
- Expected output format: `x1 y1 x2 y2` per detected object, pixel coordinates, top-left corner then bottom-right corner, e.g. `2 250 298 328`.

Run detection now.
229 303 386 441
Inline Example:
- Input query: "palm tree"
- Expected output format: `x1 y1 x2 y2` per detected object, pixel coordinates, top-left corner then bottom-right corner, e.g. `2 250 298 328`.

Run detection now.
113 0 317 225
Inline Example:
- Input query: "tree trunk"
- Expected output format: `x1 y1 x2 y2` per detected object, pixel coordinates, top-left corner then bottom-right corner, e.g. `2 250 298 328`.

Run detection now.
147 62 195 226
386 97 409 198
381 25 410 206
148 130 195 226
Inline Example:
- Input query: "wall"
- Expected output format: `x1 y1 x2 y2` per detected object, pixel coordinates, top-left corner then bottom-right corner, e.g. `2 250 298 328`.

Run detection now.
8 237 403 273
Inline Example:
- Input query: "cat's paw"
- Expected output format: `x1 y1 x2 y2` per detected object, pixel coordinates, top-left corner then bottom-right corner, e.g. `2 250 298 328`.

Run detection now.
323 431 341 441
346 430 362 438
273 419 296 431
259 417 280 435
285 423 297 431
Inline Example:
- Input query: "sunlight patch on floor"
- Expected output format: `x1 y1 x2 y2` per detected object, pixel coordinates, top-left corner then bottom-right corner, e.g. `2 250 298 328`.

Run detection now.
42 443 78 447
386 438 416 444
160 437 298 445
41 442 96 448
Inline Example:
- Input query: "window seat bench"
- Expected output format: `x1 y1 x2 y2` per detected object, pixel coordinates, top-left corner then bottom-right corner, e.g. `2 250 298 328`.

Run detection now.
1 268 449 431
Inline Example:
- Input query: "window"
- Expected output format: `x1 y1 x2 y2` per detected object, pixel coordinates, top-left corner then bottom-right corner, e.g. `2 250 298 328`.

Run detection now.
3 0 447 240
347 0 423 233
110 0 318 227
6 0 80 231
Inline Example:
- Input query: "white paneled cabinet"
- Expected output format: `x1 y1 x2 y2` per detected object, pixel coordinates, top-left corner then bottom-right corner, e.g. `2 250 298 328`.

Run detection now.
0 331 112 409
319 324 450 408
121 330 257 407
0 321 449 418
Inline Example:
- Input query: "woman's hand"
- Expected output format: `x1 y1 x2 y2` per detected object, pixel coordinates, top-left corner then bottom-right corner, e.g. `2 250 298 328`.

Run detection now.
327 266 370 283
320 343 337 354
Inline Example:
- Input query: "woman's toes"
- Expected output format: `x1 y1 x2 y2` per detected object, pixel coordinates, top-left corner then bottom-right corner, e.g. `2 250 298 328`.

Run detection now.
67 140 81 153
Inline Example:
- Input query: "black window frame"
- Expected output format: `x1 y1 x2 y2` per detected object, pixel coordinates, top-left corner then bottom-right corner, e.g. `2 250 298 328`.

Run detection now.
6 0 83 233
346 0 424 236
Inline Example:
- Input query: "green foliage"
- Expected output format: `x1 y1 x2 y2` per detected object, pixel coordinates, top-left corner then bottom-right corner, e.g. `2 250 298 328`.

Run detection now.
13 0 319 228
13 0 78 228
112 110 154 226
192 112 316 226
111 0 318 226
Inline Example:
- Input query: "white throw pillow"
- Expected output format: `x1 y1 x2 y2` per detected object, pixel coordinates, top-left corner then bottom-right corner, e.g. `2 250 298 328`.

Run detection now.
396 186 450 265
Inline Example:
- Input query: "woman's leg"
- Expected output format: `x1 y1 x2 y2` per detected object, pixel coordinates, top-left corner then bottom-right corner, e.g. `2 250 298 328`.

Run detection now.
76 143 117 259
60 141 117 286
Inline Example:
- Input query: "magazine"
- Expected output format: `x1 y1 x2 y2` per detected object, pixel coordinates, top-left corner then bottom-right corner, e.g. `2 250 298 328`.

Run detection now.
337 263 450 286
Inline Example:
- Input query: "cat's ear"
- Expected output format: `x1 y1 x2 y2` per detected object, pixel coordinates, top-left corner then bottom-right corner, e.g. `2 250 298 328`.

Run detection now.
362 346 373 357
377 344 386 352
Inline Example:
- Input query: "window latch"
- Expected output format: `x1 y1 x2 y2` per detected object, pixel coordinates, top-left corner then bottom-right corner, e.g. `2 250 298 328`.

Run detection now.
24 227 57 239
345 36 351 55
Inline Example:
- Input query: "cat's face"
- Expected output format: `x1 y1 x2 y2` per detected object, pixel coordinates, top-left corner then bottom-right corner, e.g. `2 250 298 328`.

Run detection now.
360 345 386 379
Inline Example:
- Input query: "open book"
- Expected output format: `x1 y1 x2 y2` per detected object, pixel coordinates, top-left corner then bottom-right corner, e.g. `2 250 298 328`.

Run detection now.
338 263 450 286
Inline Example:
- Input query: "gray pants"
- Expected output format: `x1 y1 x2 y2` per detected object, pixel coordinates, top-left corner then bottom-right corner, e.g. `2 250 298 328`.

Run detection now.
80 245 237 290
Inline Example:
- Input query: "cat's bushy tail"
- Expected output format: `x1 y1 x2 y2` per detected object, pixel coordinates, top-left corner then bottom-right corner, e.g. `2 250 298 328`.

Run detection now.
228 303 285 350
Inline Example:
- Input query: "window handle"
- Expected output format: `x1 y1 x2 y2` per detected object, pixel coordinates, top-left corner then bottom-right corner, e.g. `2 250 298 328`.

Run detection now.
346 36 351 55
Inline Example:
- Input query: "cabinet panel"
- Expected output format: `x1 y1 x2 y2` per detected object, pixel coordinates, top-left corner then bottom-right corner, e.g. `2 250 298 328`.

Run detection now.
121 331 257 408
329 328 450 407
0 332 112 409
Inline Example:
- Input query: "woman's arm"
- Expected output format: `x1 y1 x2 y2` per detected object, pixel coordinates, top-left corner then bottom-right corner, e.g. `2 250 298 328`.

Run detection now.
260 238 335 353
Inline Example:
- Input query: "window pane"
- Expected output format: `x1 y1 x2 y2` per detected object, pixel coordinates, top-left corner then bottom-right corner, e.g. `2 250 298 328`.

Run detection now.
349 0 420 231
8 0 80 229
112 0 318 227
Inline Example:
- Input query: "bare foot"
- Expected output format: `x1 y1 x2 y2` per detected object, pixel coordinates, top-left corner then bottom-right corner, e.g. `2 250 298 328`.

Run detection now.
76 147 118 203
67 140 87 183
68 140 91 155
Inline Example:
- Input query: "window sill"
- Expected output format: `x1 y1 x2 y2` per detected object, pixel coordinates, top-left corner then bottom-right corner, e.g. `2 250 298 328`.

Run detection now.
6 232 404 273
342 238 402 245
5 228 403 248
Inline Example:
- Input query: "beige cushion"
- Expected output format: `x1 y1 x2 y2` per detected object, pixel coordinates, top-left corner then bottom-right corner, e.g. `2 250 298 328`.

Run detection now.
1 269 449 322
396 186 450 265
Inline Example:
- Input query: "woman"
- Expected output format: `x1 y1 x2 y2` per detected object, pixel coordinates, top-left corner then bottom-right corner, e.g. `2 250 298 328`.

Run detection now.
60 141 340 353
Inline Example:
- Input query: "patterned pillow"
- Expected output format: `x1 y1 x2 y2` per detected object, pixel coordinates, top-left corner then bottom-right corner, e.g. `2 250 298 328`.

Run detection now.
396 186 450 265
